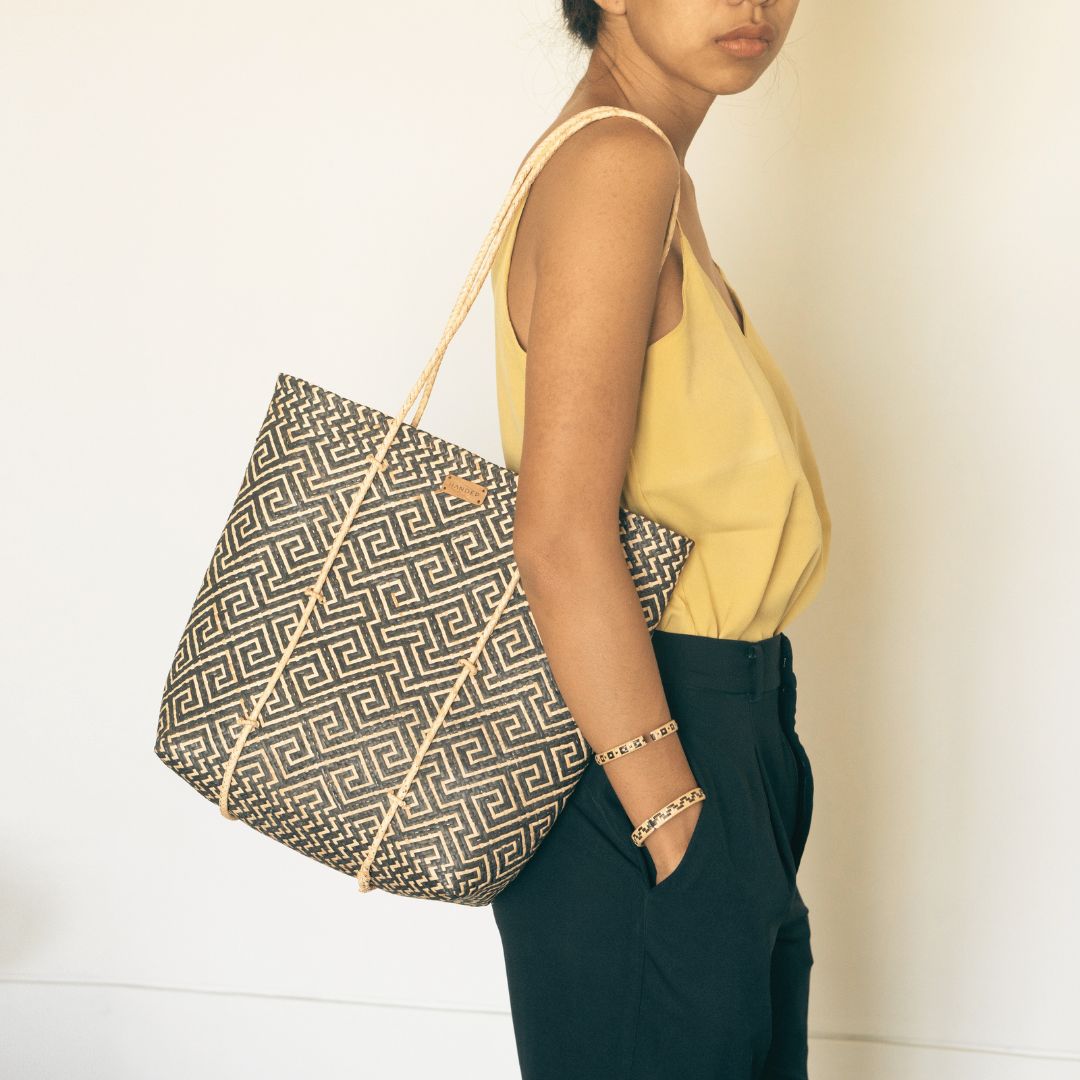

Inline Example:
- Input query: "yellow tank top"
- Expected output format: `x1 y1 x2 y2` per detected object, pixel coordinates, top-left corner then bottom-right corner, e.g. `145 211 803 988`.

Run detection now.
491 196 831 643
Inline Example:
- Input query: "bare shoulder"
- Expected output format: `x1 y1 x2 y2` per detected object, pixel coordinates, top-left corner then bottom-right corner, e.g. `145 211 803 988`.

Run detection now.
543 113 678 179
510 115 681 315
525 115 680 230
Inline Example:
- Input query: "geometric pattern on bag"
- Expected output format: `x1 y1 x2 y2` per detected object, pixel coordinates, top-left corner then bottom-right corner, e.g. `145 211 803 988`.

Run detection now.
155 106 696 906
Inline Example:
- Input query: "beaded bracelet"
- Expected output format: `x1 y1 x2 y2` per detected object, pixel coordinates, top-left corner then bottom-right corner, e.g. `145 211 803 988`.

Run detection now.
630 785 706 847
594 718 679 766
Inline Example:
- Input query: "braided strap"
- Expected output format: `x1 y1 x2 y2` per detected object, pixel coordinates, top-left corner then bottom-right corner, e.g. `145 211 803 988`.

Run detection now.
594 718 679 765
630 785 706 847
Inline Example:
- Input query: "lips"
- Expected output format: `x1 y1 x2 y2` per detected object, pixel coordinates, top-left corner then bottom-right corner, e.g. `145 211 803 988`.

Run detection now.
715 23 775 42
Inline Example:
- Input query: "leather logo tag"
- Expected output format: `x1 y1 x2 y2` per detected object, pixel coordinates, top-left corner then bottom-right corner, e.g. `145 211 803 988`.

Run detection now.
435 473 487 506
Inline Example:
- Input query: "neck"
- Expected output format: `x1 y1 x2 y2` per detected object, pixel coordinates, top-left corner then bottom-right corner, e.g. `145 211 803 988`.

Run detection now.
571 31 714 164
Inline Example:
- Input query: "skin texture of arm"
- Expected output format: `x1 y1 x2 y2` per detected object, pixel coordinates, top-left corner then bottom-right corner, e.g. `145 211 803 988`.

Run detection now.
509 118 702 883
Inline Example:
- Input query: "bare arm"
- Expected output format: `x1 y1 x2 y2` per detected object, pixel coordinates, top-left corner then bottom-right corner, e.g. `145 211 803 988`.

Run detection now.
510 119 700 882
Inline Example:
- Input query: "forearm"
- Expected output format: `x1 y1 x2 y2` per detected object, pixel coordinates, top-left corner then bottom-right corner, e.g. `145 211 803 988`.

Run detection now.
514 529 702 866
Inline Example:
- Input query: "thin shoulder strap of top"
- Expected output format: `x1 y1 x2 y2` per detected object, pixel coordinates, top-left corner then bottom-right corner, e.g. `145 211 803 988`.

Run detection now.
393 105 682 432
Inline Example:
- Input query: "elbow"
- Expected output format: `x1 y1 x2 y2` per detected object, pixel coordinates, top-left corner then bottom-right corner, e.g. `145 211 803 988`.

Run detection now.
511 536 563 589
512 515 619 587
511 527 559 582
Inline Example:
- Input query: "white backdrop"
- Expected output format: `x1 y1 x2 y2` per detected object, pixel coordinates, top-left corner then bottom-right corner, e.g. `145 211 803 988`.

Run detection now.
2 2 1078 1078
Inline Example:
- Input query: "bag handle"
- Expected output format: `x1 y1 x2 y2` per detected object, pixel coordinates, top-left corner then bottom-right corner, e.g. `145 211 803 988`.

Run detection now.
217 110 680 830
393 105 682 432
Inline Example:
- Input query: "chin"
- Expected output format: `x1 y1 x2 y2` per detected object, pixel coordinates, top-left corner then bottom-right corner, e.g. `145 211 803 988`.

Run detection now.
703 68 767 96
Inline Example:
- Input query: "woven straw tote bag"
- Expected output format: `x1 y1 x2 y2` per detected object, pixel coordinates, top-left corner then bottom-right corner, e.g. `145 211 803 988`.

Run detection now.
154 106 695 906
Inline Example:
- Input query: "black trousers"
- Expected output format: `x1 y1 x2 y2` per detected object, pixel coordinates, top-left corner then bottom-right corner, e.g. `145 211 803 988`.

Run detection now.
492 629 815 1080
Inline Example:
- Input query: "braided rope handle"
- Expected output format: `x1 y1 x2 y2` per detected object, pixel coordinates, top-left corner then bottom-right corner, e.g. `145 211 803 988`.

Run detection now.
394 105 682 432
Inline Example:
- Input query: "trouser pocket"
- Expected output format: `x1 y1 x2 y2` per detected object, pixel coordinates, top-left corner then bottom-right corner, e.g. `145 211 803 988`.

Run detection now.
780 722 814 871
584 759 656 888
641 781 712 892
587 736 720 894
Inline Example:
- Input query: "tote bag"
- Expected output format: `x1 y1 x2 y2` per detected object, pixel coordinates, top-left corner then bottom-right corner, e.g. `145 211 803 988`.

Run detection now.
154 106 695 906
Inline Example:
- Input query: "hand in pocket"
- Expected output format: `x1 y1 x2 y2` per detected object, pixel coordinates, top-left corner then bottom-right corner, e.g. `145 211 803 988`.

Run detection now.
647 797 706 887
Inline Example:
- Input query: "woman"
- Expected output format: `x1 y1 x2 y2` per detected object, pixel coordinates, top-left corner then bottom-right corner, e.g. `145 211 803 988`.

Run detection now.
489 1 829 1078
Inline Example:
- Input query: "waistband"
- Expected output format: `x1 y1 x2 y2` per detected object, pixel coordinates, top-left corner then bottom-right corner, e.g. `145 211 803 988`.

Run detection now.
650 628 793 700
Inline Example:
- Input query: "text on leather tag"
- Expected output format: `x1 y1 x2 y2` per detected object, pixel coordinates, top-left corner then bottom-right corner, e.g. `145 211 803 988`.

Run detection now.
435 473 487 505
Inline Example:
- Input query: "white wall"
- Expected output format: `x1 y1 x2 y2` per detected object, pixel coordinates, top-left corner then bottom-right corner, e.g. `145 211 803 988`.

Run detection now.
1 2 1077 1077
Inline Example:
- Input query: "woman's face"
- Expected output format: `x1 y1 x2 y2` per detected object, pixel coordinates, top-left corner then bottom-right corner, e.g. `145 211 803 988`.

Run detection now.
612 0 801 95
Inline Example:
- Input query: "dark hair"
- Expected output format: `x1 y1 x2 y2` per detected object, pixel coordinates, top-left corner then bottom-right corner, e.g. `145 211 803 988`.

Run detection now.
562 0 601 48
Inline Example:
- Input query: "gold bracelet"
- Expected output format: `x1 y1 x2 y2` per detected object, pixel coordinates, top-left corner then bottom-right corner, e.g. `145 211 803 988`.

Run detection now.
594 718 679 766
630 785 706 847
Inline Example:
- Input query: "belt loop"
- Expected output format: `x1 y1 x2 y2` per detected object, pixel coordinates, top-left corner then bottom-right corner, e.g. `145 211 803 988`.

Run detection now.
778 633 796 728
747 641 764 702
